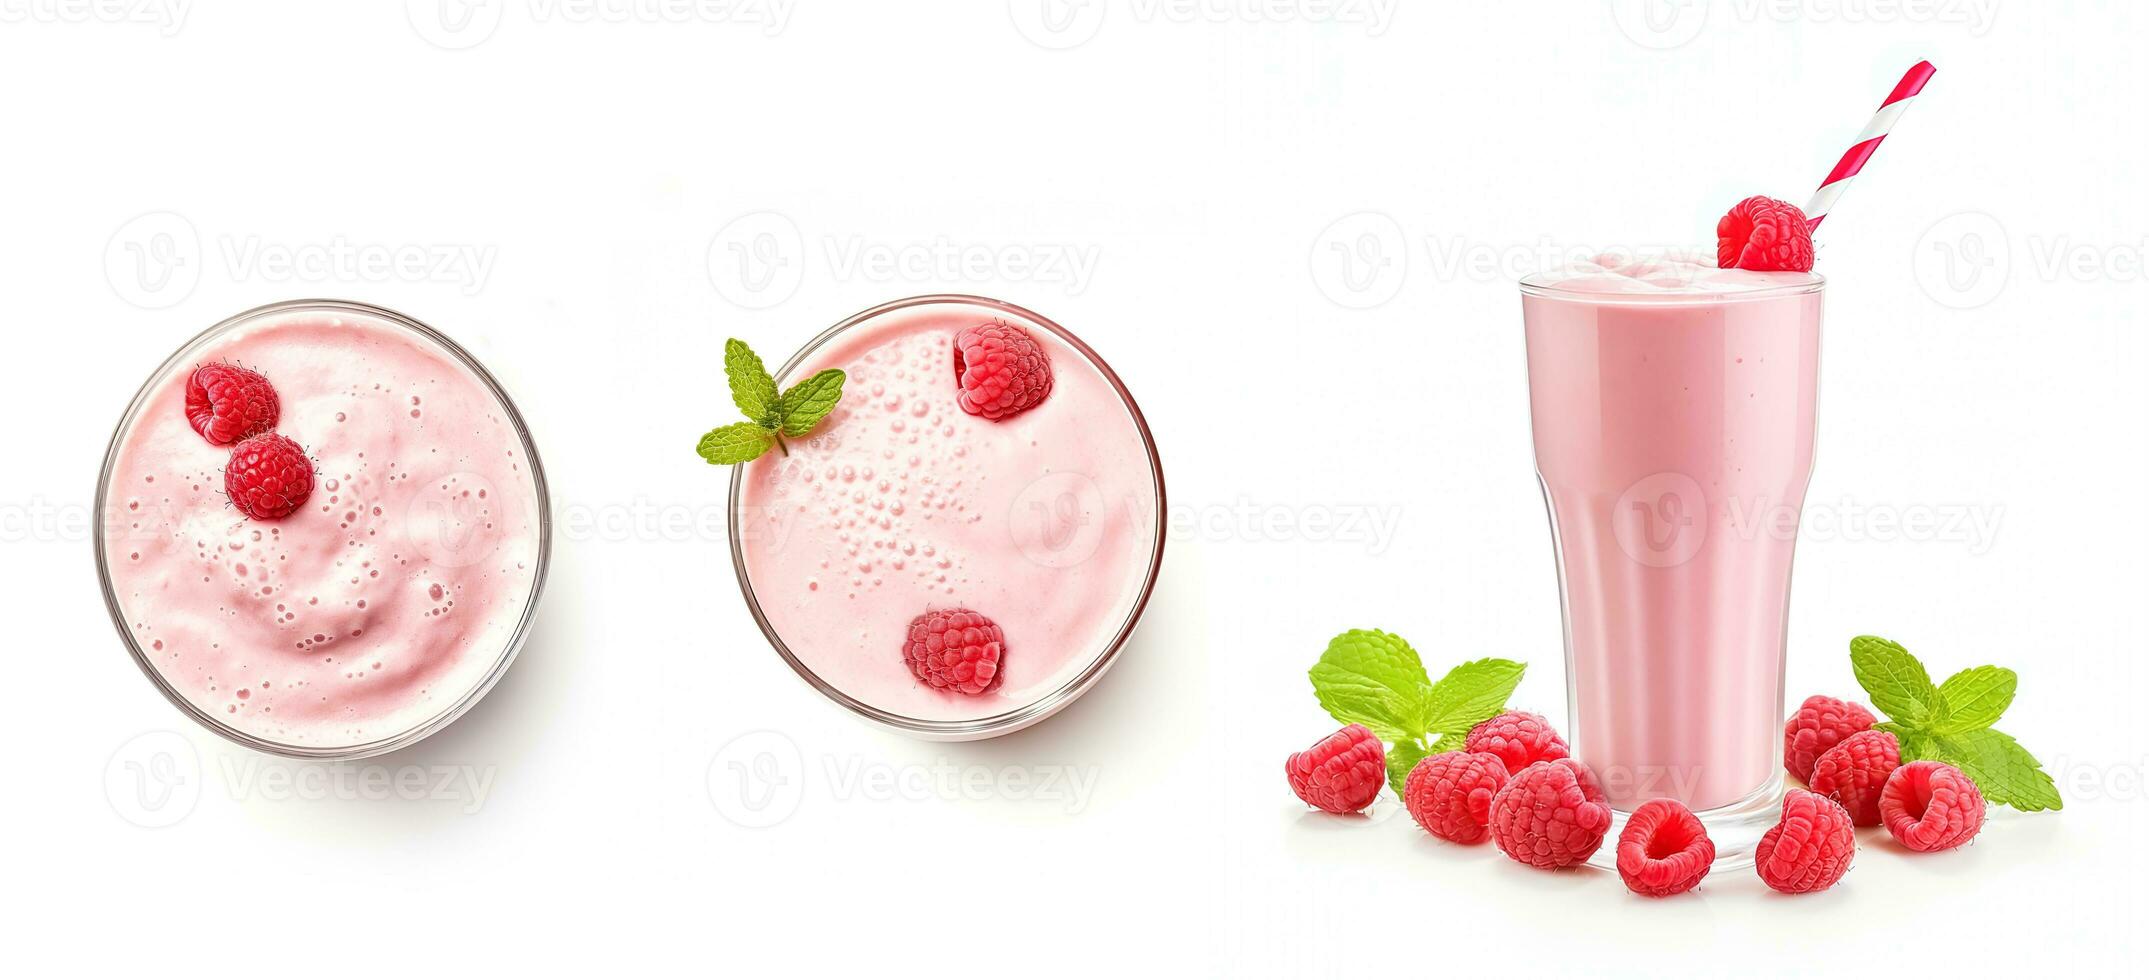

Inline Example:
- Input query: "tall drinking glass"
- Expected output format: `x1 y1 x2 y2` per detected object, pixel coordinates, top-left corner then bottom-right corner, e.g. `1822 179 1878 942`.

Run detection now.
1520 259 1823 869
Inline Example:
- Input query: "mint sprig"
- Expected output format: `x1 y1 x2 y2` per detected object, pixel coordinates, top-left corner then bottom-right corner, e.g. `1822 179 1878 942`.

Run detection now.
1308 628 1526 797
697 338 845 465
1851 635 2061 811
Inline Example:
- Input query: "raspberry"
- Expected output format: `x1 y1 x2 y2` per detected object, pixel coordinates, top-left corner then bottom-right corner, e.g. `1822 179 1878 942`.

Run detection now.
1403 751 1509 843
1464 710 1570 775
1881 761 1986 852
901 608 1005 695
1783 695 1878 782
1716 195 1816 272
1808 729 1900 826
953 320 1053 421
185 363 281 445
1615 799 1716 897
1490 759 1612 870
1754 789 1856 893
1286 724 1387 814
222 433 314 521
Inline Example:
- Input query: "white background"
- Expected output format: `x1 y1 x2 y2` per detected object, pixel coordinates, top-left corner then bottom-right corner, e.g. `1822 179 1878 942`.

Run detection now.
3 2 2142 976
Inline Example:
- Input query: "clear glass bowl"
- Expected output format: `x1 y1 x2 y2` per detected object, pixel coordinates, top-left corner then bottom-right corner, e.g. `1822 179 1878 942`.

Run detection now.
94 299 552 760
728 294 1166 740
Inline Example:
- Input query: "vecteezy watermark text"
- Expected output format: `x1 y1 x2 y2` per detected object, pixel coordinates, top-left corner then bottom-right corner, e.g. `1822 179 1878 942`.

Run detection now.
106 730 498 827
104 212 498 309
1008 0 1399 50
707 212 1103 309
1610 0 2000 50
216 756 498 813
707 731 1101 827
1914 210 2149 310
406 0 794 50
0 0 190 35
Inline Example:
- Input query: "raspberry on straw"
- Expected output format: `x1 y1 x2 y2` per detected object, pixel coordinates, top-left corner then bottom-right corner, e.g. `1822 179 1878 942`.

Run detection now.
1803 61 1937 231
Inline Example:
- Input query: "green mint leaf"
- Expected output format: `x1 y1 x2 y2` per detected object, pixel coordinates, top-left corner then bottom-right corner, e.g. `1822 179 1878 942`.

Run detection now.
1931 665 2017 735
776 368 846 437
1850 635 1940 729
696 421 775 465
1385 738 1430 798
724 339 781 427
1877 721 1936 763
1308 629 1433 742
1934 727 2062 811
1428 731 1467 754
1421 658 1527 736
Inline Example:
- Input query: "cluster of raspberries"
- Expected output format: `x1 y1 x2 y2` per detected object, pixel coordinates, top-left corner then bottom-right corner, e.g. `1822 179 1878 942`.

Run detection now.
1286 699 1989 897
1785 695 1988 855
187 364 315 521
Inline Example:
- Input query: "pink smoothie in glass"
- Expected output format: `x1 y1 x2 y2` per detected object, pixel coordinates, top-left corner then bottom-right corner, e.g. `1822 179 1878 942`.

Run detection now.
735 298 1161 728
101 304 544 752
1522 254 1822 813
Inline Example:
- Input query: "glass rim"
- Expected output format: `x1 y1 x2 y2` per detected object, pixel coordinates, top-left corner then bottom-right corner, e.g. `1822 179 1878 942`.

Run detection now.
93 298 554 761
1519 272 1825 305
727 293 1168 740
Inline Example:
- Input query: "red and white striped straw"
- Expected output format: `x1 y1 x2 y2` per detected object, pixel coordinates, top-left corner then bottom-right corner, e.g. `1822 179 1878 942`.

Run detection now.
1804 60 1937 231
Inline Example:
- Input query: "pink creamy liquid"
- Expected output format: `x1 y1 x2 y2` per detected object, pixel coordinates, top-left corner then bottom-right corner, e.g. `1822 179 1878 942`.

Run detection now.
1522 254 1822 811
737 301 1159 723
102 307 542 749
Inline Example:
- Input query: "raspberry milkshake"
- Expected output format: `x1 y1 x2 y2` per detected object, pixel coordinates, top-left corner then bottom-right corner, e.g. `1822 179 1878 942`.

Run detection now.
1521 251 1822 868
97 301 548 757
731 295 1163 737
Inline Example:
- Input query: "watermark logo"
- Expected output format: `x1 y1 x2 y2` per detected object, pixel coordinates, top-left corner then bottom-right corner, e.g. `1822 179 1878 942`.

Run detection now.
105 211 201 309
403 470 507 569
1310 211 1408 309
105 730 201 828
104 731 499 826
1913 210 2009 309
707 211 806 309
1914 210 2149 309
102 213 499 308
406 0 504 48
1009 471 1108 568
1614 471 1709 568
1609 0 1709 49
706 213 1102 308
708 729 807 828
1008 0 1106 49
